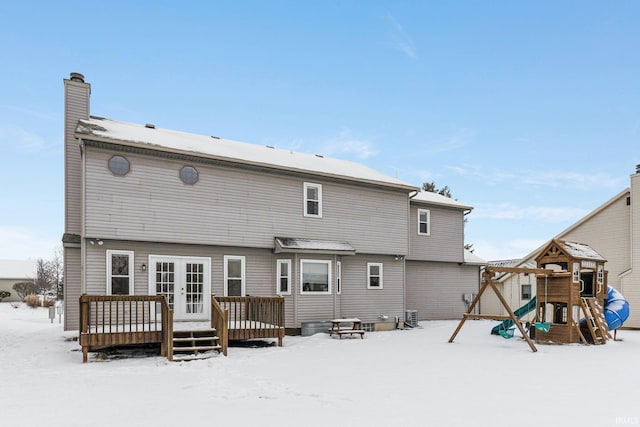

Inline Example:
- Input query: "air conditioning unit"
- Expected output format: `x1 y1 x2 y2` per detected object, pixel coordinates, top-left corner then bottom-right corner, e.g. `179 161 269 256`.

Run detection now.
405 310 418 328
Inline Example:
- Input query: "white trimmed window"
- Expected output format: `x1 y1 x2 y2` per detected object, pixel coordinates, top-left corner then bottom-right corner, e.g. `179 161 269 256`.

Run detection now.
276 259 291 295
304 182 323 218
224 255 245 297
367 263 383 289
300 260 331 294
106 250 134 295
418 209 430 235
336 261 342 295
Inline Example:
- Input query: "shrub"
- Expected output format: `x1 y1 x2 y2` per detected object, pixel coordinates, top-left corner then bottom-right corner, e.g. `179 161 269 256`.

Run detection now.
0 291 10 301
24 294 41 308
41 298 56 308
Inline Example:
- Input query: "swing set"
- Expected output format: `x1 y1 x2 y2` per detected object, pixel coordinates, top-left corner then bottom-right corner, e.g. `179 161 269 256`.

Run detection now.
449 266 554 352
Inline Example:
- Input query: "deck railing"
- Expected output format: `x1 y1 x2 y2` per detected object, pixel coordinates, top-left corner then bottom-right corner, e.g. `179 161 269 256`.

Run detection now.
79 294 173 362
211 296 229 356
213 295 285 346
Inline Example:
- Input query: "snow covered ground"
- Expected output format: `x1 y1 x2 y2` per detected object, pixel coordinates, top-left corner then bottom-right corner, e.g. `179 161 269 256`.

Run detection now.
1 303 639 427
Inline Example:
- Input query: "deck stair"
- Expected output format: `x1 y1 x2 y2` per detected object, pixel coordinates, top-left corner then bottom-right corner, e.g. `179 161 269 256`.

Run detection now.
172 329 222 361
580 297 610 345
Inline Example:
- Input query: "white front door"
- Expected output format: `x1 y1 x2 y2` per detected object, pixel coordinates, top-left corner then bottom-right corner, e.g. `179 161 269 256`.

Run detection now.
149 256 211 321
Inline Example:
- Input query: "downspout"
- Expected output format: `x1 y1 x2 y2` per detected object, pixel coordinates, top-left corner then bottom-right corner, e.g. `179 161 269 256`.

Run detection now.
293 253 298 329
333 254 337 319
80 140 87 295
406 191 418 317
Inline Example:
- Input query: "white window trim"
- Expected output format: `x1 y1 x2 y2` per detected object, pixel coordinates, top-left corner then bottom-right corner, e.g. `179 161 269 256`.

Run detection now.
418 208 430 236
106 250 135 295
300 259 332 295
367 262 384 289
336 261 342 295
276 259 292 295
303 182 323 218
224 255 246 297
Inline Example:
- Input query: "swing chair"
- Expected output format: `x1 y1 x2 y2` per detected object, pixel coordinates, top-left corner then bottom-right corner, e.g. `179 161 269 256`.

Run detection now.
533 274 552 332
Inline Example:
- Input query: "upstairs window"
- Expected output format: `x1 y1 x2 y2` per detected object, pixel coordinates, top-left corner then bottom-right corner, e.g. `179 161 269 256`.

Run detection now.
276 259 291 295
179 165 199 185
304 182 323 218
418 209 430 236
367 263 383 289
106 250 134 295
108 155 130 176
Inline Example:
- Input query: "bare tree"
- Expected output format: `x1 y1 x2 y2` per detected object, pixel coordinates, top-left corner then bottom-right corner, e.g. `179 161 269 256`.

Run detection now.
12 281 38 299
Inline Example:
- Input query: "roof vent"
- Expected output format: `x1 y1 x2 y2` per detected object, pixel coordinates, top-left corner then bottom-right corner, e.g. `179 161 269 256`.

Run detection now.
636 164 640 174
145 123 156 129
211 135 220 139
69 72 85 83
266 145 274 149
315 154 324 158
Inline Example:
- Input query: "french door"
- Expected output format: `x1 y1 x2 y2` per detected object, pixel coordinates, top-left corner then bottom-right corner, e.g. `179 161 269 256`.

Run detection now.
149 256 211 321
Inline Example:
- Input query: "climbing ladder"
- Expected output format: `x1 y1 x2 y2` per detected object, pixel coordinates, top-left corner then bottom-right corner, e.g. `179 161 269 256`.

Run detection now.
580 297 610 345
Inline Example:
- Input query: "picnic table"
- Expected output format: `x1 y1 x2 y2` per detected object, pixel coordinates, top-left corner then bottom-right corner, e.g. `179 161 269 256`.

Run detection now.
329 318 365 339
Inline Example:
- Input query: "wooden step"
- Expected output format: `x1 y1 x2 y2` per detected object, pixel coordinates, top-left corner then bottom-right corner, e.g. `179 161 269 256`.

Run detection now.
173 335 219 342
173 345 222 353
172 351 220 361
170 328 223 361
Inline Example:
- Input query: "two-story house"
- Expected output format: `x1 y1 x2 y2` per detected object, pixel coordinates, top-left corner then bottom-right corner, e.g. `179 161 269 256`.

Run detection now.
62 72 481 334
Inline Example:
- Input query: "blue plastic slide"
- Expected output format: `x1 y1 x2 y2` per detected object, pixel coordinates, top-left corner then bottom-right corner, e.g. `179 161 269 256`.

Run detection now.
604 286 630 330
490 296 537 335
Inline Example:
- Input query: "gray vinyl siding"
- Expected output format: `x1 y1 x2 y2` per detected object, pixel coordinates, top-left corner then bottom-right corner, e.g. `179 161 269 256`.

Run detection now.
64 248 81 330
294 254 336 326
560 195 631 290
406 261 480 320
624 173 640 327
83 148 409 255
340 255 404 323
64 80 90 236
408 204 465 262
84 241 276 297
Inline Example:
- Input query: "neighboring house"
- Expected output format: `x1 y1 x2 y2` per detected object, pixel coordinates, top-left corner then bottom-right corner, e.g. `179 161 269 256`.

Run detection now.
0 259 36 302
62 72 482 332
481 166 640 329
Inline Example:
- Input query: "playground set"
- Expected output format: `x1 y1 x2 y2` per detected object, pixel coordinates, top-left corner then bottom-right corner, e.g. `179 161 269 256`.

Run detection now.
449 239 630 352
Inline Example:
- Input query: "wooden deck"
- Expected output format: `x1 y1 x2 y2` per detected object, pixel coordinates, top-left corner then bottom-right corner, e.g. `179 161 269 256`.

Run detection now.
79 294 285 362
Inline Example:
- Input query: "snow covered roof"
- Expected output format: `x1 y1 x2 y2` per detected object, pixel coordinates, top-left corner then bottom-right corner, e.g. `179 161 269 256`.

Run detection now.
464 249 486 265
76 117 417 191
559 240 606 261
0 259 36 279
410 190 473 210
274 237 356 255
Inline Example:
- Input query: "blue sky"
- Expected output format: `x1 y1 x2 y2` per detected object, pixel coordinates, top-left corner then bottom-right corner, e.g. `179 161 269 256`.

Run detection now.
1 1 639 261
